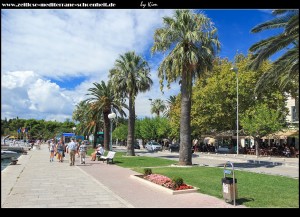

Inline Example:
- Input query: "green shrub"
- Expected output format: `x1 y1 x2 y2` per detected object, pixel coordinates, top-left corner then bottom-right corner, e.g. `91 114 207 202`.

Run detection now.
143 168 152 175
172 177 184 188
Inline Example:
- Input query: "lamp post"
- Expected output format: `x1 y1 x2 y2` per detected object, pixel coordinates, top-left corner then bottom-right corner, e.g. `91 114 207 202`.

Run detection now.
231 66 239 155
148 98 152 117
108 105 116 151
72 127 76 139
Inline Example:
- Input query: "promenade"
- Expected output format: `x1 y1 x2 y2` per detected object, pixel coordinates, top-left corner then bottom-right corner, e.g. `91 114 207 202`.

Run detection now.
1 144 242 208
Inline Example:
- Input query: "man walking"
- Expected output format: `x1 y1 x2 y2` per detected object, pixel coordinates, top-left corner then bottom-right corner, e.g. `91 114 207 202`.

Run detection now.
67 139 77 166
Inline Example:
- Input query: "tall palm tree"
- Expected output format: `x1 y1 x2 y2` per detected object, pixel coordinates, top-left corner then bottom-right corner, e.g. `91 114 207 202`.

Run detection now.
72 100 103 148
109 51 153 156
86 102 103 148
150 99 166 116
249 9 299 121
72 100 92 142
163 95 177 118
84 81 127 151
152 9 220 165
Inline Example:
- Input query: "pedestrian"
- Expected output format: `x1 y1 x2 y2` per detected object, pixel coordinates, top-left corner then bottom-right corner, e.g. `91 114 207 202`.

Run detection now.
67 139 77 166
91 144 104 161
56 140 65 162
47 140 51 151
49 140 55 162
79 141 87 164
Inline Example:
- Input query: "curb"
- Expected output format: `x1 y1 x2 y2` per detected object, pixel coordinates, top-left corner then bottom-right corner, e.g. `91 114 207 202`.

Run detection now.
130 175 199 195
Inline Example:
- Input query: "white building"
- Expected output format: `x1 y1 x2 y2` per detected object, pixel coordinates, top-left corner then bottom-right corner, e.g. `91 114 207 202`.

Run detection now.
286 96 298 125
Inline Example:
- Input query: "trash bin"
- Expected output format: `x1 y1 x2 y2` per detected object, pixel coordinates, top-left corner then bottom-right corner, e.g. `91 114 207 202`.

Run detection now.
222 177 238 203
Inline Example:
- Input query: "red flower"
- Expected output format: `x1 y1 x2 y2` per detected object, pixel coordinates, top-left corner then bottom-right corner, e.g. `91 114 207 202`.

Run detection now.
144 174 194 191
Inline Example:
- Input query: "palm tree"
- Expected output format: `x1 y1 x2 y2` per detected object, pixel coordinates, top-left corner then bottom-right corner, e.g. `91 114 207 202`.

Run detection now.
109 51 153 156
72 101 91 142
150 99 166 116
152 9 220 165
249 9 299 121
84 81 127 150
163 95 177 118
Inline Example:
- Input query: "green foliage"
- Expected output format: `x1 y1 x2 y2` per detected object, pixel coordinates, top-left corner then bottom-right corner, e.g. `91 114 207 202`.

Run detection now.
240 103 285 138
150 99 166 116
113 124 128 140
151 9 220 92
150 167 298 208
249 10 299 99
168 95 181 139
137 117 156 140
135 117 171 141
109 51 153 156
113 152 174 168
172 177 184 188
1 117 77 140
83 81 128 150
165 54 288 137
152 9 220 165
143 168 152 175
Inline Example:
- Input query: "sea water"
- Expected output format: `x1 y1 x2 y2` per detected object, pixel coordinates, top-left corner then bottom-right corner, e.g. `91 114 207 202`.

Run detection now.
1 153 21 171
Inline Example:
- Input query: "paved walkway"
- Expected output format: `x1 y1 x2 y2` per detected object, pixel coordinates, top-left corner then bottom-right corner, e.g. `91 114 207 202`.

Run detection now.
1 144 243 208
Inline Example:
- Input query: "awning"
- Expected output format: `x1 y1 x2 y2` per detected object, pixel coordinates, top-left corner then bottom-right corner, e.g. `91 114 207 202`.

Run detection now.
262 130 299 139
204 137 215 144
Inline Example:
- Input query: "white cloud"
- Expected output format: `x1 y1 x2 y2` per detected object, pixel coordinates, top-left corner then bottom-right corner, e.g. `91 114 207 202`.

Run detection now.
1 71 76 122
1 9 174 121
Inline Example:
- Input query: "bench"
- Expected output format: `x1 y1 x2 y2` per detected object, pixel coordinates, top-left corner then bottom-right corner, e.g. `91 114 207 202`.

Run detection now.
99 151 116 164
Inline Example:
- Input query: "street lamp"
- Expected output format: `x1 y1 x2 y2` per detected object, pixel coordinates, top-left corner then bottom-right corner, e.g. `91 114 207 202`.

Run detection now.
148 98 153 117
231 66 239 155
72 127 76 139
108 106 116 151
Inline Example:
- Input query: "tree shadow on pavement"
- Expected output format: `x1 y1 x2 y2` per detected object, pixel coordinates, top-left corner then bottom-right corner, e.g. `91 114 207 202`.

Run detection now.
215 161 283 169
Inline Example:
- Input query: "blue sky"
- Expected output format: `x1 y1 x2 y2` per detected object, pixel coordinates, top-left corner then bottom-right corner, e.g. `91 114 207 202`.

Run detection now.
1 9 277 122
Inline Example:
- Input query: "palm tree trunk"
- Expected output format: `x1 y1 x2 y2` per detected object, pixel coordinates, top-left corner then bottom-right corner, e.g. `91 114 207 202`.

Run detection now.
93 125 98 148
127 94 135 156
103 111 110 151
179 72 192 165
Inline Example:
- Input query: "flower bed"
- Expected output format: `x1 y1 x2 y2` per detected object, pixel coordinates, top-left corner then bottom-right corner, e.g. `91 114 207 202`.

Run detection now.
130 174 199 195
144 174 194 190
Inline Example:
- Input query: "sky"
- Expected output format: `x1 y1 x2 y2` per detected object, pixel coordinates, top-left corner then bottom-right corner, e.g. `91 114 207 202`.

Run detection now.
1 9 277 122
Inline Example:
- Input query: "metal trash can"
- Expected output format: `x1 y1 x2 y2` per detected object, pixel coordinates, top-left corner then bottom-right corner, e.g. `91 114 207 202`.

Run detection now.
222 161 237 205
222 177 238 203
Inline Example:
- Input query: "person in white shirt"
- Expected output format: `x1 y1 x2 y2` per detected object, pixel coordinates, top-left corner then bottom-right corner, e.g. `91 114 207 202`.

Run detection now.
67 139 77 166
91 144 104 161
79 142 87 164
97 145 104 156
49 140 55 162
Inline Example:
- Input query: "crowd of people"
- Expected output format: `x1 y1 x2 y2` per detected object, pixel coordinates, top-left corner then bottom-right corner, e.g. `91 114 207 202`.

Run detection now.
47 138 105 166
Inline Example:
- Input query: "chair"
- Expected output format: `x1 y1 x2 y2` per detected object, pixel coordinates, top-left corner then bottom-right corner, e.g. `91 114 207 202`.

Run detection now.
99 151 116 164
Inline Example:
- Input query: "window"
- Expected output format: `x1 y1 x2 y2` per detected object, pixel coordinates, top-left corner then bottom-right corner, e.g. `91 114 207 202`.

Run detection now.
291 106 298 122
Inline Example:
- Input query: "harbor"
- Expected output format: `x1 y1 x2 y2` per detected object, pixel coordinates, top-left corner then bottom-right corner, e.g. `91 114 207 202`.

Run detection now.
1 136 31 170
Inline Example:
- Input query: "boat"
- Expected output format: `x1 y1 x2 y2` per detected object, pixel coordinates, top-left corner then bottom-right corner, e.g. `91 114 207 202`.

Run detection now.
1 150 18 160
